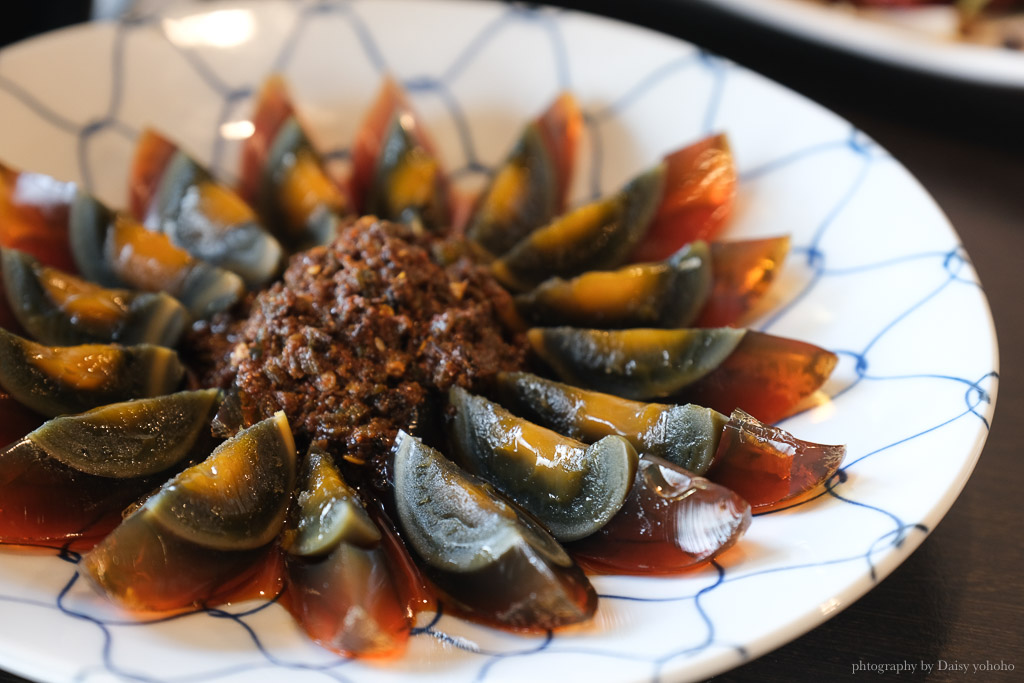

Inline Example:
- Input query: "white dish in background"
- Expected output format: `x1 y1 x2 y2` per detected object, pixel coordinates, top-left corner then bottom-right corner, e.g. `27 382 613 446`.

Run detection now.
697 0 1024 88
0 1 998 681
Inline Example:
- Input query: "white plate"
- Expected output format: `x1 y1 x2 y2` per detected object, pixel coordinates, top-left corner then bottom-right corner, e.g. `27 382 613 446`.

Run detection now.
696 0 1024 88
0 1 999 681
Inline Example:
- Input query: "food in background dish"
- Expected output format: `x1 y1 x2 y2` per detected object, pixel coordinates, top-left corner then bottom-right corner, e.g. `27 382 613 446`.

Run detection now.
818 0 1024 49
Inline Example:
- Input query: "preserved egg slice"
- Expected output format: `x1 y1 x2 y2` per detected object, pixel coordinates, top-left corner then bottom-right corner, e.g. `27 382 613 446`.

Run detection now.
79 518 281 613
365 499 438 620
527 326 745 400
67 191 121 288
535 93 582 220
239 74 295 207
0 327 184 417
26 389 219 478
0 390 217 549
568 455 751 575
392 431 596 632
1 246 187 347
79 412 296 611
286 542 410 659
69 205 244 319
350 78 449 231
695 236 791 328
0 162 77 273
289 445 381 557
349 77 406 215
129 129 284 288
678 329 839 424
496 371 727 474
529 326 837 422
285 445 409 659
448 387 638 541
367 114 449 233
706 409 846 510
144 411 296 551
241 76 348 250
628 133 736 263
491 164 665 291
0 445 174 550
514 240 712 328
465 92 582 255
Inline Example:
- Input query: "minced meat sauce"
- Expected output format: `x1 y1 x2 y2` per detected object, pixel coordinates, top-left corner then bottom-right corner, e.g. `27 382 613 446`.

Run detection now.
185 216 527 469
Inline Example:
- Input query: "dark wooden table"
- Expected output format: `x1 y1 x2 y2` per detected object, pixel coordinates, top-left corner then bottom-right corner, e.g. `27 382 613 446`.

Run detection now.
1 2 1021 682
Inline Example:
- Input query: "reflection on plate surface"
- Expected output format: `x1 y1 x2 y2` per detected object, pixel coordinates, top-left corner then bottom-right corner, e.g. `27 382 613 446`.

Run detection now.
0 1 997 682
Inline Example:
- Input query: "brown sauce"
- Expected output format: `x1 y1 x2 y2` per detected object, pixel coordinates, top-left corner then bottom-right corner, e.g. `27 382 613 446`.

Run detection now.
185 217 527 471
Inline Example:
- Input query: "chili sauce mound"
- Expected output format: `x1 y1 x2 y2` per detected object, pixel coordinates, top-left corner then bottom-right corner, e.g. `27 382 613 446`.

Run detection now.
187 216 527 461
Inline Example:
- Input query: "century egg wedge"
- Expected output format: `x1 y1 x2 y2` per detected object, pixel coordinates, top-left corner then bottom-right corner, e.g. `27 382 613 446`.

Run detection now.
527 326 838 424
1 246 187 347
464 92 582 254
128 128 284 288
0 390 218 549
350 78 450 233
78 412 296 612
392 431 597 632
239 75 350 251
448 386 638 542
284 444 410 658
0 326 184 417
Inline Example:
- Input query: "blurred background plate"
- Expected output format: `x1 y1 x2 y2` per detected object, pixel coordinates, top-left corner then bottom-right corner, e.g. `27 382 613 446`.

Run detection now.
695 0 1024 88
